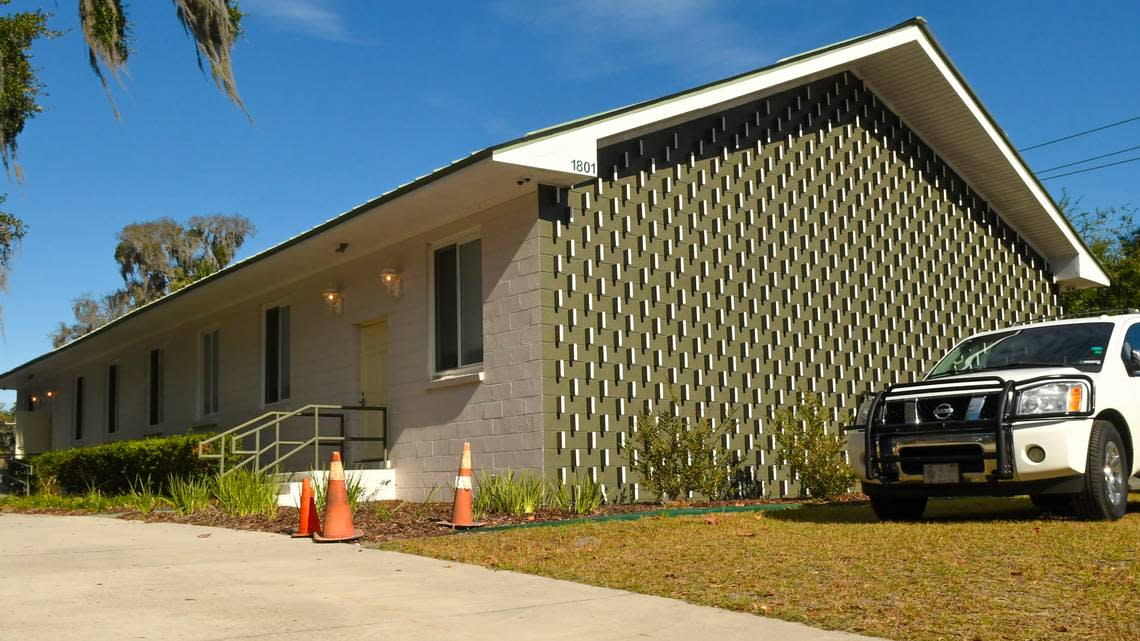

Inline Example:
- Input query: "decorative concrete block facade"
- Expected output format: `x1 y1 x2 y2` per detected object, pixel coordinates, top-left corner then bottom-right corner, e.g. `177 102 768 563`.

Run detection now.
539 72 1060 498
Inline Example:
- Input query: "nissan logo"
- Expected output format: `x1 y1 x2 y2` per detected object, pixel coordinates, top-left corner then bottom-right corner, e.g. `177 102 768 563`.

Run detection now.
933 403 954 420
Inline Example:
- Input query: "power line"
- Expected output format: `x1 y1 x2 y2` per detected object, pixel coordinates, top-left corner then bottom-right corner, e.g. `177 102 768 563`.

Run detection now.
1036 143 1140 174
1039 155 1140 180
1021 114 1140 151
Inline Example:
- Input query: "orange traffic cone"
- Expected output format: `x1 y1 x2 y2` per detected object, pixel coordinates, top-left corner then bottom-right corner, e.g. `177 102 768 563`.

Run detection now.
291 477 322 538
450 442 484 529
312 452 363 543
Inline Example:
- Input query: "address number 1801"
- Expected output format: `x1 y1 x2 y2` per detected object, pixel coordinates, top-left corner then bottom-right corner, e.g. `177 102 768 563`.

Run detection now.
570 159 597 174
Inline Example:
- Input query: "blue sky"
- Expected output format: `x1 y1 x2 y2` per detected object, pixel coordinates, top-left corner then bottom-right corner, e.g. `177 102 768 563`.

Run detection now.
2 1 1139 404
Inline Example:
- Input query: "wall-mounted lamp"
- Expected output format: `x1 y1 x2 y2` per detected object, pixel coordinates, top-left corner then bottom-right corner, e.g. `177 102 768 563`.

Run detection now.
45 391 55 399
380 268 402 298
321 288 343 314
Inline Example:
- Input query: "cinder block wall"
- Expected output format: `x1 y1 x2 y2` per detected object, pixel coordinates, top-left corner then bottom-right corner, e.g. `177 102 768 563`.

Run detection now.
540 72 1060 499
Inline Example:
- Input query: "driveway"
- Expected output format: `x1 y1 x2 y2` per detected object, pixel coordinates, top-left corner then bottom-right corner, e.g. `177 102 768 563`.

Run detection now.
0 514 878 640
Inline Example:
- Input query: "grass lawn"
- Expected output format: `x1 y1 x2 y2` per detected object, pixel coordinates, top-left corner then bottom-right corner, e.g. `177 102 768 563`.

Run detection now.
388 495 1140 641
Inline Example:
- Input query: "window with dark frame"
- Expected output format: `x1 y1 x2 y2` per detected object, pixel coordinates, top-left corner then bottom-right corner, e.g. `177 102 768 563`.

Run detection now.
74 376 85 441
148 349 164 426
433 238 483 373
106 365 119 434
1123 324 1140 375
264 306 291 404
201 330 220 415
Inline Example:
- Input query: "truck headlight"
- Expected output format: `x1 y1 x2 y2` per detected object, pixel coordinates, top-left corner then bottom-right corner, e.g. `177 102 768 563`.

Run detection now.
1014 380 1090 416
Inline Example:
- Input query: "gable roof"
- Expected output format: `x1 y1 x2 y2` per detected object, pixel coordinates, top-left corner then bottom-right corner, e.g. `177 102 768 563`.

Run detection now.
0 17 1107 385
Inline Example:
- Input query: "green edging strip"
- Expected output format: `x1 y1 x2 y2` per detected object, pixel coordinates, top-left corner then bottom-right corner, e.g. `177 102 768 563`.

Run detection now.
470 503 801 534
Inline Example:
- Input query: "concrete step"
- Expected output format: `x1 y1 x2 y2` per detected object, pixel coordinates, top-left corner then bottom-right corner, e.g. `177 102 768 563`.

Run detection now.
274 468 397 507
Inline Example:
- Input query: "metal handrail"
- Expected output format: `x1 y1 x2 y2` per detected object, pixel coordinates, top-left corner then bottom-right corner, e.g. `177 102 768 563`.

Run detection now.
198 404 387 476
4 456 34 496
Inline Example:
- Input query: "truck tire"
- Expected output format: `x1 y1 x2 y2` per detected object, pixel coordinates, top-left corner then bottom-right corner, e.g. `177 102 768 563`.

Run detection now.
1072 421 1129 521
868 493 927 522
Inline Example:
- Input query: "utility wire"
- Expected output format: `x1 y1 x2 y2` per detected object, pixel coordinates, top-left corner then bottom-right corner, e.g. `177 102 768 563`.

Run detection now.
1021 114 1140 151
1039 155 1140 180
1036 143 1140 174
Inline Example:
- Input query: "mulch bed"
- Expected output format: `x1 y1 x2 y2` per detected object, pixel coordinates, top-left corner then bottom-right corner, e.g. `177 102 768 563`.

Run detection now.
4 495 861 543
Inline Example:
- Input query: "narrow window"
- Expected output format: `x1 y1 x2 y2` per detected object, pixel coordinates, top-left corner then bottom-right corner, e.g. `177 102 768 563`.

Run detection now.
148 349 164 426
264 306 291 404
74 377 85 440
107 365 119 434
25 393 35 412
201 330 220 415
433 238 483 372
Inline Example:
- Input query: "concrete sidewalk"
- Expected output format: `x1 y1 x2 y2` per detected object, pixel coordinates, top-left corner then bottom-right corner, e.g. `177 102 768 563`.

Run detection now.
0 514 878 640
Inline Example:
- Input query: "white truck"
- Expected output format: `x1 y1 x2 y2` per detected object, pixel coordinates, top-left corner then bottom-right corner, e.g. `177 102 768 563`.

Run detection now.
848 313 1140 521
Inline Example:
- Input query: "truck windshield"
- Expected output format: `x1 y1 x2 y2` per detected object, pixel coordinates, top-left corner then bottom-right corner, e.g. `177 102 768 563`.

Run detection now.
928 322 1114 378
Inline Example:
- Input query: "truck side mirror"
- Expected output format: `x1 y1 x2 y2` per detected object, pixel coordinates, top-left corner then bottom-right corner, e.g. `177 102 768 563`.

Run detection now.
1129 349 1140 376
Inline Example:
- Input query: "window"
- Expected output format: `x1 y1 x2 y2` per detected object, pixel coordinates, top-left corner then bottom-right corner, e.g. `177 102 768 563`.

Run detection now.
74 377 85 441
25 393 35 412
433 238 483 372
148 349 164 426
201 330 220 415
1122 324 1140 375
264 306 291 404
107 365 119 434
929 322 1115 377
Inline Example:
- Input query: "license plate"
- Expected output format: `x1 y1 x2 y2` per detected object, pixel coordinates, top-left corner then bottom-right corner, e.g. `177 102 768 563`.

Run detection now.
923 463 959 484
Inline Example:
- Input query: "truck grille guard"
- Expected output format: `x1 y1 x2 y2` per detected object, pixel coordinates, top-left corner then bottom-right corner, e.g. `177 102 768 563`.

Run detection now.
857 374 1095 484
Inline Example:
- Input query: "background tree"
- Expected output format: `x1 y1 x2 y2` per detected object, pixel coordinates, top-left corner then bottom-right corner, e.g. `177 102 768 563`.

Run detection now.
0 1 247 307
51 214 253 347
0 401 13 459
1060 194 1140 313
0 195 26 304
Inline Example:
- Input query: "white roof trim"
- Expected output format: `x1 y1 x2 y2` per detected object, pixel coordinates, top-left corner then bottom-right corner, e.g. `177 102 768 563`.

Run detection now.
908 36 1107 287
492 23 1108 289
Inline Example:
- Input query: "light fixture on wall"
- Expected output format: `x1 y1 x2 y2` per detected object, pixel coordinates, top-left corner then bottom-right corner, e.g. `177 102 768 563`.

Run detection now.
380 268 402 298
321 288 343 314
45 391 55 399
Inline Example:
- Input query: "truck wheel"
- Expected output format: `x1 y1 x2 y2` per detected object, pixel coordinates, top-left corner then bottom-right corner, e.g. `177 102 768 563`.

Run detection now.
1029 493 1073 515
869 493 927 521
1072 421 1129 521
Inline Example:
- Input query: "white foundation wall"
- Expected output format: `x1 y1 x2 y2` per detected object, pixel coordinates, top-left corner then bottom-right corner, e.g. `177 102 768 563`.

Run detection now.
14 192 544 499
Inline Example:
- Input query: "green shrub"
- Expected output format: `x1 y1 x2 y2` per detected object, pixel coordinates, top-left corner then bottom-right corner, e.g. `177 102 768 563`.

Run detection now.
31 433 217 495
472 469 558 518
415 484 440 520
473 468 525 517
213 468 278 518
520 472 545 514
569 473 604 515
0 490 128 512
772 393 856 500
167 474 212 515
372 500 404 522
545 480 571 511
539 474 604 515
124 476 166 514
630 395 744 502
